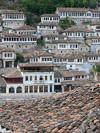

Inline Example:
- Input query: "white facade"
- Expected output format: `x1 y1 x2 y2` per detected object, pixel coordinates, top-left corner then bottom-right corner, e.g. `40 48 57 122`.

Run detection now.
41 15 60 23
2 11 25 29
37 24 59 35
56 7 100 25
43 35 67 42
0 48 16 68
23 72 54 93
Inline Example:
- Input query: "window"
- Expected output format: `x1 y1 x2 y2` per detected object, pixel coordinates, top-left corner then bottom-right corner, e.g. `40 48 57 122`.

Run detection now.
25 76 28 81
77 59 82 62
50 76 52 80
45 76 47 80
40 76 43 80
10 53 12 57
30 86 33 93
58 79 60 82
55 79 57 83
82 76 84 78
87 13 91 16
30 76 32 81
25 86 28 93
63 59 66 62
64 77 72 80
35 76 37 80
68 59 74 62
5 54 7 57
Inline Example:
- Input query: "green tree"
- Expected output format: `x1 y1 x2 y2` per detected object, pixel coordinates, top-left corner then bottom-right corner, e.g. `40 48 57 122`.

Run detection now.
58 17 76 29
65 0 70 7
37 0 54 14
83 0 88 8
21 0 37 13
89 0 96 8
14 53 25 67
95 65 100 73
70 0 74 7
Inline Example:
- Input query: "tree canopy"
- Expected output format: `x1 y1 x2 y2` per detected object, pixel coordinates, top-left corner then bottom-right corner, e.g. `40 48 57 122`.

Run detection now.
58 17 76 29
21 0 100 25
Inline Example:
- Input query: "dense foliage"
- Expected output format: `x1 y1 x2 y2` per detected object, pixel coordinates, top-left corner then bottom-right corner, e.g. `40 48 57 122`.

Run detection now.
0 0 99 26
58 17 76 29
14 53 25 67
21 0 100 25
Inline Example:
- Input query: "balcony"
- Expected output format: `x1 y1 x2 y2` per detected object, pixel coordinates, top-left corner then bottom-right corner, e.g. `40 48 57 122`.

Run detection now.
21 69 53 72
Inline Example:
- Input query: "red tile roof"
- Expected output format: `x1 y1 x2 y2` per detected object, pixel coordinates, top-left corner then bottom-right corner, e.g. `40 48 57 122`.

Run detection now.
23 51 52 58
61 79 89 85
18 63 55 67
59 70 87 77
41 14 60 17
37 22 58 26
0 47 15 52
57 7 100 12
1 82 100 132
63 28 94 33
13 25 36 30
87 36 100 39
2 69 22 78
3 10 24 14
90 21 100 25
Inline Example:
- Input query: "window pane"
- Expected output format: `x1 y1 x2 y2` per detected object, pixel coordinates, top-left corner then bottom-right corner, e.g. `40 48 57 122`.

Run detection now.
30 86 33 93
50 76 52 80
30 76 32 81
45 76 47 80
25 86 28 93
35 76 37 80
34 86 37 92
25 76 28 81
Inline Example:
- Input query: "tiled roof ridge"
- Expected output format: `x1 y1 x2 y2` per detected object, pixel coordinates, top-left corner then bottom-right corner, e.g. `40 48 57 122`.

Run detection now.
2 69 19 78
13 25 36 30
1 82 100 132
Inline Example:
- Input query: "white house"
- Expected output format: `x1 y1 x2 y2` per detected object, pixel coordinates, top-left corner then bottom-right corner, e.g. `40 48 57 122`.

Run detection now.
17 63 55 93
56 7 100 25
41 14 60 23
86 36 100 53
10 25 37 36
0 47 16 68
45 40 90 54
66 52 100 73
0 33 37 53
37 22 61 36
62 28 94 43
23 51 53 63
2 10 25 29
43 34 67 42
87 21 100 36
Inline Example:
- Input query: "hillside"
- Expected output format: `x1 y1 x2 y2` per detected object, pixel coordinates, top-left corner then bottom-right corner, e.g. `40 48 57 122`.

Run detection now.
0 0 100 26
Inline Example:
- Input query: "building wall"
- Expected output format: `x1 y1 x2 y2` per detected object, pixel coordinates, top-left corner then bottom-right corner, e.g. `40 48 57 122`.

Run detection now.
23 72 54 93
0 42 37 53
45 42 89 54
6 83 23 94
2 20 24 29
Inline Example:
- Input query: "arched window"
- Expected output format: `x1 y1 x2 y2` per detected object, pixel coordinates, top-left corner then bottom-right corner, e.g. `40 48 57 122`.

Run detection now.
39 76 43 80
9 87 15 93
16 86 22 93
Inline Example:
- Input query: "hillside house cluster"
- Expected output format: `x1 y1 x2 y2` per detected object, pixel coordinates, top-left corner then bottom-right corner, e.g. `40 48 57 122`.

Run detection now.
0 64 89 94
0 7 100 94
